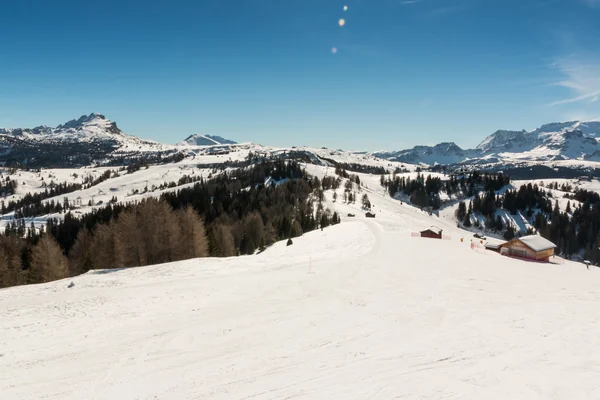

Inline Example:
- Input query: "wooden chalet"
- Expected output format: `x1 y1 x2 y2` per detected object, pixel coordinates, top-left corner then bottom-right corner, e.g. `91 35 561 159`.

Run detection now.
499 235 556 262
420 226 443 239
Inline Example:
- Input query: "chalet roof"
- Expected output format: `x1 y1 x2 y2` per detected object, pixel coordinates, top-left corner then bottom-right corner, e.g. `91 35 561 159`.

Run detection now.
516 235 556 252
485 239 506 250
421 226 443 234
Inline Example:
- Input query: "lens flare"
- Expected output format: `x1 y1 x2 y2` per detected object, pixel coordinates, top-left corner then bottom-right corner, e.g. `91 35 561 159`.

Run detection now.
343 5 348 11
338 18 346 27
332 47 338 54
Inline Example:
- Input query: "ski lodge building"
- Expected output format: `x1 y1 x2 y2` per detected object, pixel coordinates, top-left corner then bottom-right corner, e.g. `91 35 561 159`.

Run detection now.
493 235 556 262
420 226 443 239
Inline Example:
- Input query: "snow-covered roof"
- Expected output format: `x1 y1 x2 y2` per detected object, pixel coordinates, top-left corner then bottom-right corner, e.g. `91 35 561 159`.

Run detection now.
517 235 556 252
422 226 443 234
485 238 506 249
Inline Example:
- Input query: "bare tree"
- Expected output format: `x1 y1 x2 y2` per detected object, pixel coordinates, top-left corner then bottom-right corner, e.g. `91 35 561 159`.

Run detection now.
116 209 147 267
69 228 94 276
244 212 264 252
211 224 236 257
0 250 8 288
30 235 69 283
0 236 25 287
90 222 124 270
176 207 208 259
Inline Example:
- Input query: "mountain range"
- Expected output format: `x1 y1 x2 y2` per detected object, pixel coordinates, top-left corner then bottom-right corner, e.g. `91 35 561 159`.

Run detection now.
2 113 600 171
0 113 237 168
373 121 600 166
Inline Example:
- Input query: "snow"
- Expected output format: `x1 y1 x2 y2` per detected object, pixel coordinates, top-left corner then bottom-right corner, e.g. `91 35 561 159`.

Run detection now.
177 134 237 147
2 167 600 399
517 235 557 252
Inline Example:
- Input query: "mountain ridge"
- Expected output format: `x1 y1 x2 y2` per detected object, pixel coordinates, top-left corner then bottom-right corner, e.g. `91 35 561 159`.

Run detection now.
373 121 600 165
178 134 237 146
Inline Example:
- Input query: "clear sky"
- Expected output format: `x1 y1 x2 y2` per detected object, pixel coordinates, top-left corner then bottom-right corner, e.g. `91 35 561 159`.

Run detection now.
1 0 599 151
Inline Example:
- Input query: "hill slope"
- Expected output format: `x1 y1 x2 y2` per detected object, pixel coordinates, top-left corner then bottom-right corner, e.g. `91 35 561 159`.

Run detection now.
1 168 599 399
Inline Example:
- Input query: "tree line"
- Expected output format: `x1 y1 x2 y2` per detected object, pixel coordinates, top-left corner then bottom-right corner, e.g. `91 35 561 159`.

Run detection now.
1 182 83 215
382 171 509 211
0 160 341 288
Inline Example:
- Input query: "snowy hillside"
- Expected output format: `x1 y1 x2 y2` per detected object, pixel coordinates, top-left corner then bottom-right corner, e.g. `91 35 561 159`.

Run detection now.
2 164 600 399
0 145 416 233
178 134 237 146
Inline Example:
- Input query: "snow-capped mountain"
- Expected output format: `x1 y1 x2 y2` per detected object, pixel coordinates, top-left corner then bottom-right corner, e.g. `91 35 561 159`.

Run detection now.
0 113 175 168
178 134 237 146
374 121 600 166
2 113 127 143
373 142 479 165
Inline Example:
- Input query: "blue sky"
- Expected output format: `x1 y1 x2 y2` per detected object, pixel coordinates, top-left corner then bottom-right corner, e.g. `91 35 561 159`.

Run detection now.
1 0 599 151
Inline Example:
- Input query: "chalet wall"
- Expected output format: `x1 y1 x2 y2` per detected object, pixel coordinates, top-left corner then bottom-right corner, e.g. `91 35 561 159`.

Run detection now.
500 239 554 262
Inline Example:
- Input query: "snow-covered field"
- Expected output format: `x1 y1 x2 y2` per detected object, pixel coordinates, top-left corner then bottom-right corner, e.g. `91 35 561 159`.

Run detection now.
2 169 600 399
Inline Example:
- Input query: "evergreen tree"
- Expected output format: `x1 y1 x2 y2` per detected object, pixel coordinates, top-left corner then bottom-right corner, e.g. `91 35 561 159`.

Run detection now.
463 212 472 227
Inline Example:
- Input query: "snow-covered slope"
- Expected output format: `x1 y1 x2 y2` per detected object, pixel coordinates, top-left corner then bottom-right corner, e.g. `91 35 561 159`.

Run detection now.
178 134 237 146
2 166 600 399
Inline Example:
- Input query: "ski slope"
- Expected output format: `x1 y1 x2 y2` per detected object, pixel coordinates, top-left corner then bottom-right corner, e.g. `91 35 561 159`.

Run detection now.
2 175 600 400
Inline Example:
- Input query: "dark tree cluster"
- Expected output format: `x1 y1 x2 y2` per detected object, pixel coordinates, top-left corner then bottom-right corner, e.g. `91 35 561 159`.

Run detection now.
321 176 342 191
502 184 553 216
382 171 509 210
457 184 552 234
13 197 73 219
0 176 18 197
106 151 186 168
531 189 600 261
567 188 600 205
1 182 83 215
82 170 118 188
381 173 443 210
541 181 574 192
327 161 385 175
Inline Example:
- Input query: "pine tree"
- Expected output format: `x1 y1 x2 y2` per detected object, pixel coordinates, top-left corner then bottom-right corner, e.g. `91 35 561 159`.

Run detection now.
463 212 472 227
455 201 467 221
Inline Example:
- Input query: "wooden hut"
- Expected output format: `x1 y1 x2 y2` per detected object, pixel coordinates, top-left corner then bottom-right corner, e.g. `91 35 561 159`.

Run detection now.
420 226 443 239
499 235 556 262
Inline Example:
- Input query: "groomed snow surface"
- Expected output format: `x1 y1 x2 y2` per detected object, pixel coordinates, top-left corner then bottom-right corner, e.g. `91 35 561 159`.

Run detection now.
3 176 600 400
